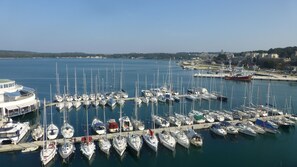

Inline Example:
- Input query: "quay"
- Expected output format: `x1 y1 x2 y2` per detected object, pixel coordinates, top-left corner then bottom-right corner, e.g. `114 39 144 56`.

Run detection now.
193 73 297 82
0 115 284 153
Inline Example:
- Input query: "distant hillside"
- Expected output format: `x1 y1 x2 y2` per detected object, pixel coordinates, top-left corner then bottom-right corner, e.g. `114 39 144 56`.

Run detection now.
0 50 94 58
253 46 297 58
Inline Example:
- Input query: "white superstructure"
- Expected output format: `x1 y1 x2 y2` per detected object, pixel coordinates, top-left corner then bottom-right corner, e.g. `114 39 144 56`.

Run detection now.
0 79 39 118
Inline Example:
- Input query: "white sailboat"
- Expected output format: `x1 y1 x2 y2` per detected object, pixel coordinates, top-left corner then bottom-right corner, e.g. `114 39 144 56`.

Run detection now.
112 105 127 157
210 124 227 136
127 133 143 155
31 109 43 141
40 99 57 166
47 85 59 140
59 138 75 161
98 106 111 155
170 130 190 149
73 67 81 109
91 106 106 135
158 130 176 151
80 107 96 160
143 103 158 152
61 101 74 139
131 82 145 130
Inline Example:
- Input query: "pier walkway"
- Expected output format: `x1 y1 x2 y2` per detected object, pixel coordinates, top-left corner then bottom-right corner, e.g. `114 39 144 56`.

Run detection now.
0 115 283 153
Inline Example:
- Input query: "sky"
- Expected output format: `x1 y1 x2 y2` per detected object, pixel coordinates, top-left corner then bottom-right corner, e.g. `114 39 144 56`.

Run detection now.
0 0 296 54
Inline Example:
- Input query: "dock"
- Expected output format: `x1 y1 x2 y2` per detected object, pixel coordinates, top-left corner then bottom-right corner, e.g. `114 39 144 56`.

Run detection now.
0 115 284 153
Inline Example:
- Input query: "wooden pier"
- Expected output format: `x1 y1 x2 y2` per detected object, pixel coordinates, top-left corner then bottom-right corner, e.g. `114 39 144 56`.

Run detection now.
0 115 284 153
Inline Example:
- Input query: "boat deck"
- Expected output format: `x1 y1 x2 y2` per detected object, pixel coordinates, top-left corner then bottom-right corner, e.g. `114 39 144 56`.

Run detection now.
0 115 284 153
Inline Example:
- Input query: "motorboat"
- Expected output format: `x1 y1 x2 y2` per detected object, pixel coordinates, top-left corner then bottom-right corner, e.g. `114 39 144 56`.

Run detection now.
119 116 133 132
127 133 143 154
152 115 170 128
235 123 257 137
185 128 203 147
143 129 158 152
188 110 206 124
219 121 238 135
170 130 190 149
0 120 30 144
22 146 39 153
210 124 227 136
107 98 116 108
91 118 106 135
204 114 215 123
209 112 225 122
158 130 176 151
108 119 119 133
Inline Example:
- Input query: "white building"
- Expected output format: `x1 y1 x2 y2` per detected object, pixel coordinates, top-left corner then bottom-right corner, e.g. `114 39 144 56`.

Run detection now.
267 53 279 59
0 79 39 118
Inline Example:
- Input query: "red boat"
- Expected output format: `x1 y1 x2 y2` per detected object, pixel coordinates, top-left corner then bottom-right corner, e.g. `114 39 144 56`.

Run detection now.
108 119 119 133
224 74 252 81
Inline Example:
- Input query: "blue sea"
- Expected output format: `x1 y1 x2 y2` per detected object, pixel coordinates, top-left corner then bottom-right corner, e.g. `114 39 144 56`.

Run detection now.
0 58 296 167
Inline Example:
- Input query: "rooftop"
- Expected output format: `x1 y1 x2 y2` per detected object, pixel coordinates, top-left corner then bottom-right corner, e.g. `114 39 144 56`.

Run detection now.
0 79 13 84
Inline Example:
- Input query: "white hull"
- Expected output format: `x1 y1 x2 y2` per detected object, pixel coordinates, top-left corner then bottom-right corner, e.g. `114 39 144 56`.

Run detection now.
59 141 75 159
80 142 96 160
127 134 143 154
143 132 158 152
98 137 111 155
40 142 57 166
158 131 176 152
113 135 127 157
47 124 59 140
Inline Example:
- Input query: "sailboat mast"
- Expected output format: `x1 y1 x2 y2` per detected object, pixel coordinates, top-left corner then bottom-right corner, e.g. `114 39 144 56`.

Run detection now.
66 64 69 95
56 63 60 96
75 67 78 95
266 82 271 108
43 98 47 148
83 69 87 95
120 105 122 135
90 69 93 94
50 84 53 124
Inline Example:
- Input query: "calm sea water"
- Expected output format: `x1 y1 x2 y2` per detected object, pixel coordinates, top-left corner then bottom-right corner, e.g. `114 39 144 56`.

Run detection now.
0 58 297 167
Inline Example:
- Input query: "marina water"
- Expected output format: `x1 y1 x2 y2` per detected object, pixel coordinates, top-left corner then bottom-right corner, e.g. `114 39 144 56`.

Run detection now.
0 58 297 167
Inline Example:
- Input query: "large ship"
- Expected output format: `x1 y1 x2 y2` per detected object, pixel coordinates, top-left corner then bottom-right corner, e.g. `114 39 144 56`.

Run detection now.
0 79 40 118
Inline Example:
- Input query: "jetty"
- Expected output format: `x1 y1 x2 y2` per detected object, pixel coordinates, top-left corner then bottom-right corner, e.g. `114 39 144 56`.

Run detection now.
0 115 284 153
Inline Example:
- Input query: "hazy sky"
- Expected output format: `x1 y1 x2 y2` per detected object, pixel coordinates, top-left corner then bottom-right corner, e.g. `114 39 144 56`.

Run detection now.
0 0 296 53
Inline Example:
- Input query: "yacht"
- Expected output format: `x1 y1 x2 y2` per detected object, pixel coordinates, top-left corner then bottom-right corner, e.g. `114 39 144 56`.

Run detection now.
91 118 106 135
119 116 133 132
210 124 227 136
0 79 39 118
188 110 206 124
219 121 238 135
59 139 75 160
170 130 190 149
235 123 257 137
143 129 158 152
0 119 30 144
113 135 127 156
204 114 215 123
185 128 203 147
158 130 176 151
127 133 143 154
152 115 170 128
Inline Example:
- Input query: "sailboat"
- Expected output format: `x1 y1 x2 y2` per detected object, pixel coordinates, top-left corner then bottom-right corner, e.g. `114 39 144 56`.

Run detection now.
98 106 111 155
158 130 176 152
131 82 145 131
31 108 43 141
54 63 63 103
40 99 57 166
58 138 75 161
47 85 59 140
113 105 127 157
143 102 158 152
82 69 90 107
61 106 74 139
127 133 143 155
73 68 82 109
80 107 96 160
170 129 189 149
